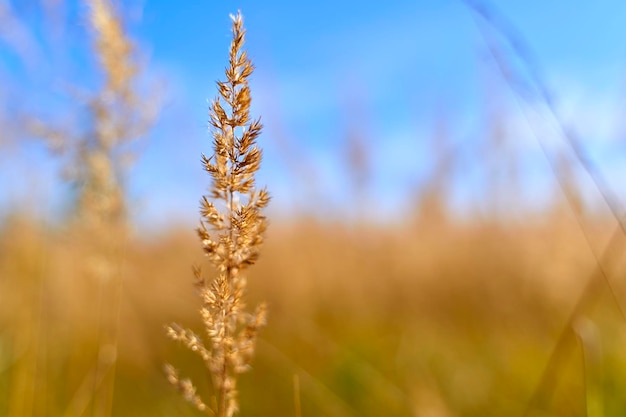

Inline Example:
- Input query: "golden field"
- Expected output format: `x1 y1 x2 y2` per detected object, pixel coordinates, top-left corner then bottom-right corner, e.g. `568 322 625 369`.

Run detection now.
2 207 626 416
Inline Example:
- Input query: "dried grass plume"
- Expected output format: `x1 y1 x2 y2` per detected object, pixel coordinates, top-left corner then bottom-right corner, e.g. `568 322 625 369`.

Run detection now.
166 11 269 417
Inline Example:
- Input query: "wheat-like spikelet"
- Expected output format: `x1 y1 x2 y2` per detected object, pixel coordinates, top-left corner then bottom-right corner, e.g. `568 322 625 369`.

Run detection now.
80 0 139 230
90 0 135 99
166 11 269 417
27 0 157 230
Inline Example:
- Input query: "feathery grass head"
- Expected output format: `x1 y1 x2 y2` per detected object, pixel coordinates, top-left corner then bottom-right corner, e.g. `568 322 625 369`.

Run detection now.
166 11 269 417
27 0 158 231
89 0 135 99
80 0 136 229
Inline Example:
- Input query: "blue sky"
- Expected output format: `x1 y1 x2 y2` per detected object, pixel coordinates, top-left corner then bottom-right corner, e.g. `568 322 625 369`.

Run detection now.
1 0 626 227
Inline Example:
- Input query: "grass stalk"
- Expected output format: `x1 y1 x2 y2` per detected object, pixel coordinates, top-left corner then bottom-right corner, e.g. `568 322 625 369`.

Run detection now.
166 11 269 417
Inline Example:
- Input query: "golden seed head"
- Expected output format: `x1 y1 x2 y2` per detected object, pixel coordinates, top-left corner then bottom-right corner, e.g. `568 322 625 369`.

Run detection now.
166 11 268 417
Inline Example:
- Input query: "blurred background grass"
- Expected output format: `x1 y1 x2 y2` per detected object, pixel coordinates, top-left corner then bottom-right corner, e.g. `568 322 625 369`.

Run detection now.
4 212 626 416
3 0 626 416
